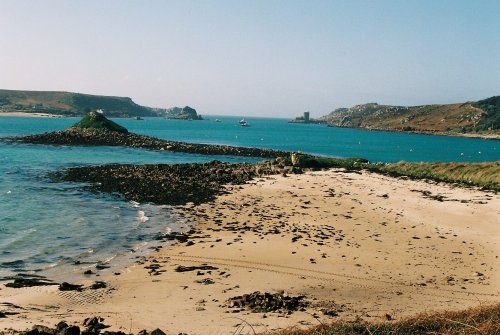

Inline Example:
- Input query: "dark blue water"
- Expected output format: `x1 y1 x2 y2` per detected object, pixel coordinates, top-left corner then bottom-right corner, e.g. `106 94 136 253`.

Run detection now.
0 115 497 279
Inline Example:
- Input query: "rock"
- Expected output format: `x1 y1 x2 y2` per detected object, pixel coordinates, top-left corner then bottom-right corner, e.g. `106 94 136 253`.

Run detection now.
13 127 288 159
149 329 166 335
32 325 56 335
59 326 80 335
56 321 69 331
5 275 58 288
89 281 107 289
175 265 218 272
59 282 83 291
83 316 109 333
195 278 215 285
225 291 308 314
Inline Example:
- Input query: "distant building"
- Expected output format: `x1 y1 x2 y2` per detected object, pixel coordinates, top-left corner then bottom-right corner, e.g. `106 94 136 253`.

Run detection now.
289 111 324 124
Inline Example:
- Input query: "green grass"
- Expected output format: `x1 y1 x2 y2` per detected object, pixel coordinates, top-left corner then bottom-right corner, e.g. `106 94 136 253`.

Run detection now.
270 303 499 335
72 111 128 133
370 161 500 191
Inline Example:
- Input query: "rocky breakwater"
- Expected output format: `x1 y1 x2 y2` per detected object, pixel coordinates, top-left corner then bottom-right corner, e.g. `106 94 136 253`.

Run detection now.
11 111 288 158
16 127 287 158
52 160 299 206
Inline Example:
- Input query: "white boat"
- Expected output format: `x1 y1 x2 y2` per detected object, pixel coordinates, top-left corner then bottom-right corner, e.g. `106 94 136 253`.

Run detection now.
215 119 221 122
239 119 250 127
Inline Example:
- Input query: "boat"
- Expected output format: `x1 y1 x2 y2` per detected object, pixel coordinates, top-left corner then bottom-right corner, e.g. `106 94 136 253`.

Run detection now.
215 119 221 122
135 116 144 120
239 119 250 127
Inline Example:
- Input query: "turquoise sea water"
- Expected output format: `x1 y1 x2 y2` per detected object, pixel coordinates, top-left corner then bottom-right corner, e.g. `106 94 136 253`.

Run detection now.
0 116 498 279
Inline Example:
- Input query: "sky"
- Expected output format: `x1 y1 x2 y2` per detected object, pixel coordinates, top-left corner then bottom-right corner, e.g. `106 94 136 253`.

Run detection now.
1 0 499 117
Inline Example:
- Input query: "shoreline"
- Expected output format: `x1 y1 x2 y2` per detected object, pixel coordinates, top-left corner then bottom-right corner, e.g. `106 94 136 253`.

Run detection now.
1 111 497 140
326 124 500 140
0 112 65 118
1 168 498 334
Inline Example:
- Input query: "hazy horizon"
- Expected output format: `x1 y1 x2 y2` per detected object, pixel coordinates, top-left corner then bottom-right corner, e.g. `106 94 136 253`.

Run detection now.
1 0 499 117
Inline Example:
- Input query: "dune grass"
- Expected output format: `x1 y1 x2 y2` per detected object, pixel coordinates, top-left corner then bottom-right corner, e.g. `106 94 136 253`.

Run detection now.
291 154 499 191
371 161 500 191
270 303 499 335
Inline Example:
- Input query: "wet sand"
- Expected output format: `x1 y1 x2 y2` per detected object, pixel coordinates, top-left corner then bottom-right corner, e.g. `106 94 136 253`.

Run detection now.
1 169 499 334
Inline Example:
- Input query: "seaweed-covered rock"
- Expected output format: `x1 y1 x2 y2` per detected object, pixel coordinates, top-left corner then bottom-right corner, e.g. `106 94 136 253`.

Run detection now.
51 161 296 206
226 291 308 313
13 127 287 158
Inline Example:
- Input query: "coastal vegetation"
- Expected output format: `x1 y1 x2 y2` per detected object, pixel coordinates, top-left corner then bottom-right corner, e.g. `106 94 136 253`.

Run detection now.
372 161 500 191
72 111 128 133
273 303 499 335
0 89 156 117
319 96 500 137
1 88 499 138
292 154 499 191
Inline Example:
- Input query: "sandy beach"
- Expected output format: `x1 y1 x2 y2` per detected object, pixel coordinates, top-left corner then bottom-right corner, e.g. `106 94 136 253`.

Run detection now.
1 169 499 334
0 112 64 118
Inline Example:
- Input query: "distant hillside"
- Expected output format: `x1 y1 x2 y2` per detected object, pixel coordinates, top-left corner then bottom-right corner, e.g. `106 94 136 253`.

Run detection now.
319 96 500 135
0 89 157 117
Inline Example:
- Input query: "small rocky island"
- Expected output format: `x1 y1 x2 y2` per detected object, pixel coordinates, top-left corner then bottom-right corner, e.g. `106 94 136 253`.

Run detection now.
163 106 203 120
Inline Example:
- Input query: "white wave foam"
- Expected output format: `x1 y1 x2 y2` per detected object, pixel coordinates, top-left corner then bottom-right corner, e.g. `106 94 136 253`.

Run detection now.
137 210 149 223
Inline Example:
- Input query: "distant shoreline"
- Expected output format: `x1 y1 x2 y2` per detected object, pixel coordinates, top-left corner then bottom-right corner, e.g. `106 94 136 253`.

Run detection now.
2 111 498 140
325 124 500 140
0 112 65 118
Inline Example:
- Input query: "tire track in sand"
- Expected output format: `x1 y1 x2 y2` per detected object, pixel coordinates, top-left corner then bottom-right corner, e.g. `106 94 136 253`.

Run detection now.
161 253 499 302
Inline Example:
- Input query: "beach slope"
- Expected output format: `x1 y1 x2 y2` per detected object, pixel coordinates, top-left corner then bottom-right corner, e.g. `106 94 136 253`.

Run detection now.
1 169 498 334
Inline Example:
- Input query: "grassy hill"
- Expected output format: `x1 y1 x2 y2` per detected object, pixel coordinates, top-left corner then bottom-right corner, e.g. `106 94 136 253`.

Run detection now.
0 89 157 117
319 96 500 136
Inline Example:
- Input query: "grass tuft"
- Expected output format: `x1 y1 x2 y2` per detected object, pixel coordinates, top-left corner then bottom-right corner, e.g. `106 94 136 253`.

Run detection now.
371 161 500 191
270 303 500 335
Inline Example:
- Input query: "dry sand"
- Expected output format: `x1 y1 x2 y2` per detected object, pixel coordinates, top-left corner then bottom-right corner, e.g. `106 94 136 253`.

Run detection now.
1 169 499 334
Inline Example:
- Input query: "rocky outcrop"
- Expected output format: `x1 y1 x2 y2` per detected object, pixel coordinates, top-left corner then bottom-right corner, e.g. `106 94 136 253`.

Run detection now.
163 106 202 120
12 127 289 158
51 160 300 206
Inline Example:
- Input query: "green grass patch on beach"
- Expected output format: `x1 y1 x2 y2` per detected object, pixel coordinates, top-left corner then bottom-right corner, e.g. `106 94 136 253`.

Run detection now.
288 154 499 191
371 161 500 191
271 303 499 335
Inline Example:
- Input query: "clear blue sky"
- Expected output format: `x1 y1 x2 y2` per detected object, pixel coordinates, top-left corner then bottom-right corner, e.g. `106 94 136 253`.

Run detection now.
1 0 499 117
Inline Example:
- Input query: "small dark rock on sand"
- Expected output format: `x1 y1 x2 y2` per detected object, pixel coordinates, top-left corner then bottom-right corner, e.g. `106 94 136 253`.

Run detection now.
226 291 308 313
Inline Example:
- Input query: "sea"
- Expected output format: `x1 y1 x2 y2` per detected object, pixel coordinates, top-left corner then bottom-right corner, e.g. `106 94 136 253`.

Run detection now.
0 115 498 280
